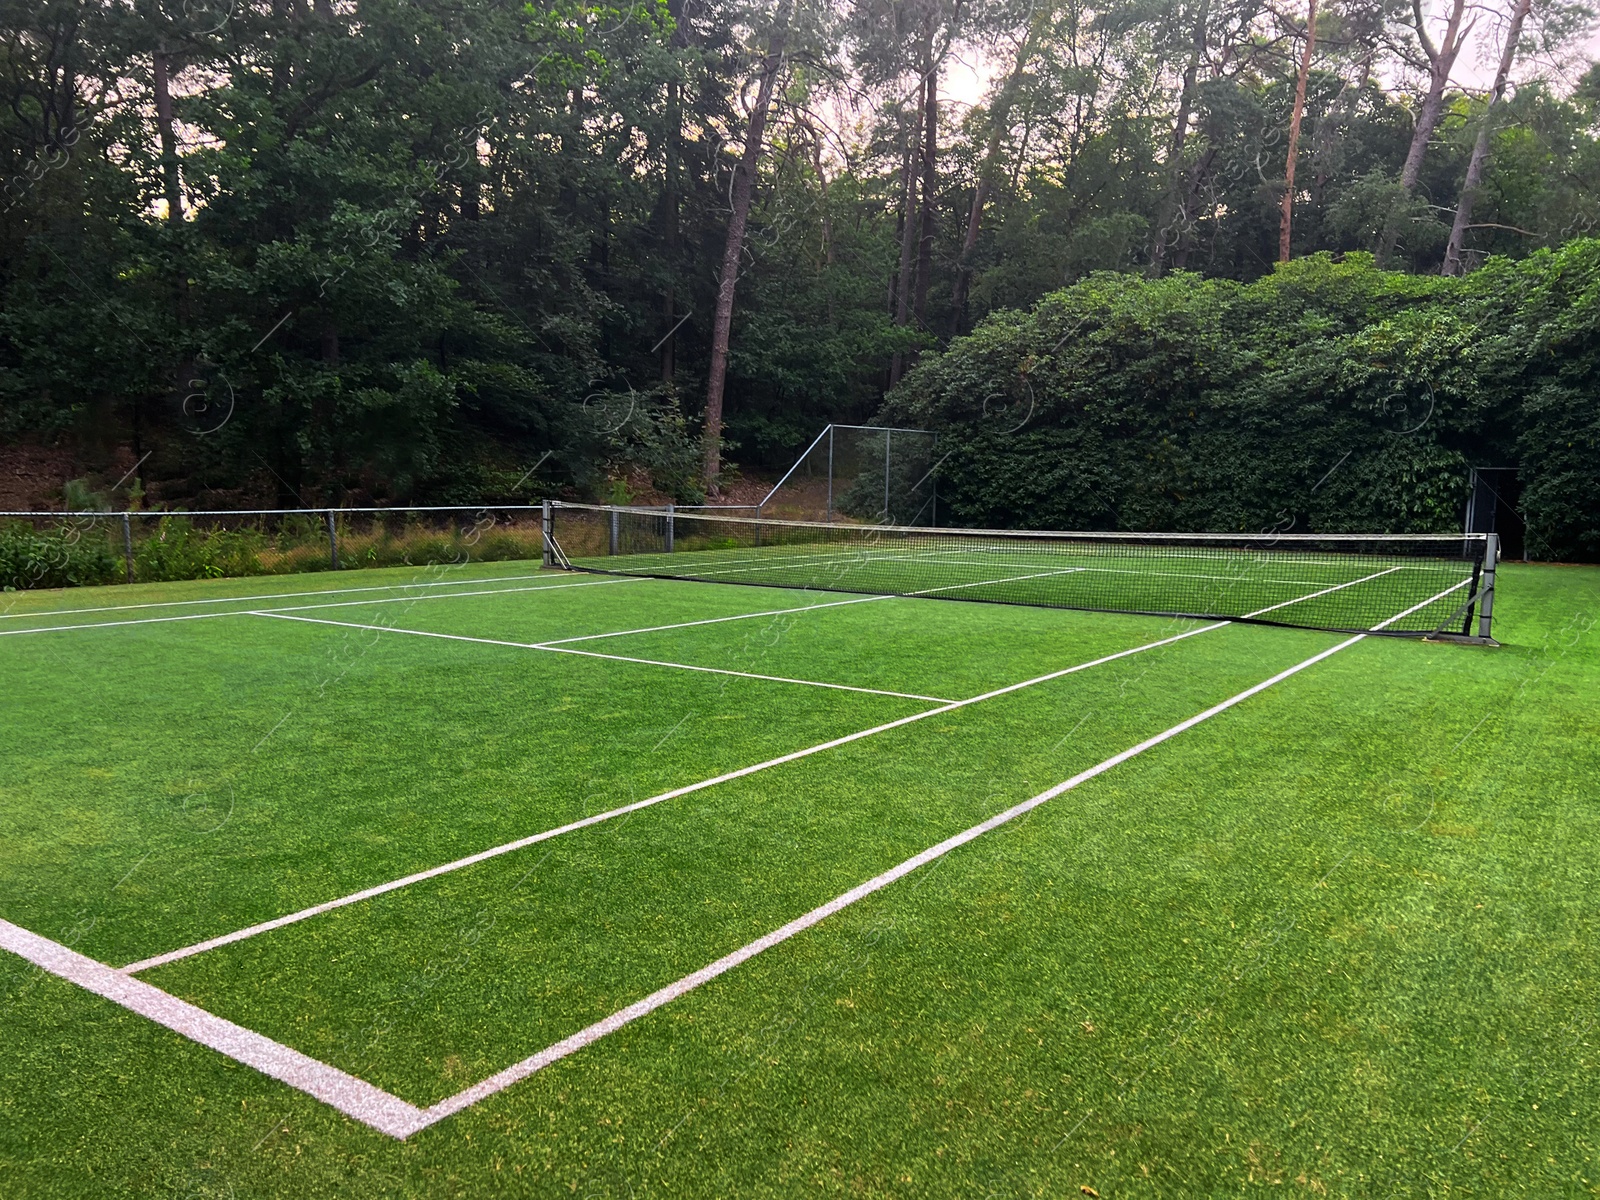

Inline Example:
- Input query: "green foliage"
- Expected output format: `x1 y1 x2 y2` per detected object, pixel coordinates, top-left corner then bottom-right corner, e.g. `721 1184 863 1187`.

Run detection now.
885 251 1600 557
0 0 1597 545
132 516 268 582
0 520 121 590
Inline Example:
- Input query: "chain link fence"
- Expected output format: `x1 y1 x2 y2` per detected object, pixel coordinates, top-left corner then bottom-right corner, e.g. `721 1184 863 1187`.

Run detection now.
0 507 551 592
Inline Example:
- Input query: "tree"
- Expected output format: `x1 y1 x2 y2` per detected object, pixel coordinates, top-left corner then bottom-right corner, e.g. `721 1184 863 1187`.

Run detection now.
1376 0 1473 263
702 0 795 489
1441 0 1534 274
1279 0 1319 261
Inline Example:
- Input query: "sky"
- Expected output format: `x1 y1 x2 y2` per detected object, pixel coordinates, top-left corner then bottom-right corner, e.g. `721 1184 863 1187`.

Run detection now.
939 5 1600 113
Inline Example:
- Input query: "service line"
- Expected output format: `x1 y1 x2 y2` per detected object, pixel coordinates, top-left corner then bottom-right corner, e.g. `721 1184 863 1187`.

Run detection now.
252 611 955 704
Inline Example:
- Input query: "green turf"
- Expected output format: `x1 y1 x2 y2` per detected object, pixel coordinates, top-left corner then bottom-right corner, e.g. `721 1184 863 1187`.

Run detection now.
2 559 1597 1197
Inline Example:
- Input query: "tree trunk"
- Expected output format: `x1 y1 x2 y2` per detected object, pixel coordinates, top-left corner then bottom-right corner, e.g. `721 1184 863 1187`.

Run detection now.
661 79 681 381
1442 0 1533 275
1278 0 1318 263
661 0 690 382
911 25 939 332
1377 0 1469 263
152 43 183 223
888 98 924 386
810 130 835 267
701 0 793 489
1151 0 1210 275
950 24 1035 334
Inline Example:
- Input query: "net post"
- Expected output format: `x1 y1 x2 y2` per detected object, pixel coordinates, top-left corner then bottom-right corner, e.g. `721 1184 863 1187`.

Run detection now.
665 504 674 553
121 512 134 583
325 510 339 570
608 508 619 556
1477 532 1499 640
541 500 553 567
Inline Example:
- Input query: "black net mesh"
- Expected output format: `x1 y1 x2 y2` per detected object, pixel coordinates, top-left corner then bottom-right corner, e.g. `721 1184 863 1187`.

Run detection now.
550 504 1491 638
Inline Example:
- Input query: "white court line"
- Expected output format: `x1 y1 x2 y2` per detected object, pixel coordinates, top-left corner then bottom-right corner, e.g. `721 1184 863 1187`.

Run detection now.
0 918 427 1139
18 580 1470 1138
620 544 959 577
1244 563 1407 617
416 632 1373 1127
530 565 1089 649
0 571 553 622
672 546 1001 580
905 567 1086 595
251 612 955 704
527 646 953 703
414 575 1474 1127
122 568 1421 974
119 619 1224 975
535 593 896 646
803 549 1338 589
0 577 643 637
117 563 1428 975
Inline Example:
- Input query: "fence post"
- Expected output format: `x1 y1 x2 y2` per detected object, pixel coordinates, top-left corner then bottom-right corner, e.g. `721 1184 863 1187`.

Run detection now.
325 510 339 570
665 503 674 553
541 500 553 567
884 429 892 522
609 508 619 556
826 425 834 522
121 513 134 583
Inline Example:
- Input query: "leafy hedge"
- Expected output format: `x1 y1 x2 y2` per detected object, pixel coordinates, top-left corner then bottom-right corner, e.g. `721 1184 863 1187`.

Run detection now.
0 520 121 591
1 512 559 592
883 245 1600 561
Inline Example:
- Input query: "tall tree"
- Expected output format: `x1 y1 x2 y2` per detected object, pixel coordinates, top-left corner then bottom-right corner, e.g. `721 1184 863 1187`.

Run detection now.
1441 0 1534 274
950 12 1039 332
1279 0 1319 261
702 0 795 488
1377 0 1472 263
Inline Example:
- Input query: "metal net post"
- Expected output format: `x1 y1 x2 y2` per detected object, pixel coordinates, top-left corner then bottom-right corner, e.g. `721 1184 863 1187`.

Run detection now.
1477 532 1499 640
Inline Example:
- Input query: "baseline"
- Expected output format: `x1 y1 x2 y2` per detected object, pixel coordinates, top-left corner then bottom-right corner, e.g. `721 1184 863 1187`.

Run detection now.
0 570 553 623
0 918 427 1138
0 576 644 638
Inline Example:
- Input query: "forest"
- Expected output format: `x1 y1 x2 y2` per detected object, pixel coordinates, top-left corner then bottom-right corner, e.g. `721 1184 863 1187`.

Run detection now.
0 0 1597 555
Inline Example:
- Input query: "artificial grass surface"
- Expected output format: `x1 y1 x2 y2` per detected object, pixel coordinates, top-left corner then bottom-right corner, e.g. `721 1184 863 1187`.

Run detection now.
2 559 1597 1196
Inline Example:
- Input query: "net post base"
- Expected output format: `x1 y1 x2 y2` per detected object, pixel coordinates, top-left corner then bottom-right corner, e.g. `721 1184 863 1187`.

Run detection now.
1423 633 1502 648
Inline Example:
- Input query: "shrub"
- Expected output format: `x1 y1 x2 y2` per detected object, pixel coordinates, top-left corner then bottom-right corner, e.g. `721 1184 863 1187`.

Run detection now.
0 519 121 590
133 516 268 582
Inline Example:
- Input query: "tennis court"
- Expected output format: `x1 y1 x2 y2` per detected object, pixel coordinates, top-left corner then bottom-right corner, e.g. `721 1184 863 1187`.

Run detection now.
2 530 1597 1197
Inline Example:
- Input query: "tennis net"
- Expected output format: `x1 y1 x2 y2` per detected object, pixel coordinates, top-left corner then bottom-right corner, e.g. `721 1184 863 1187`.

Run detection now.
547 504 1497 640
